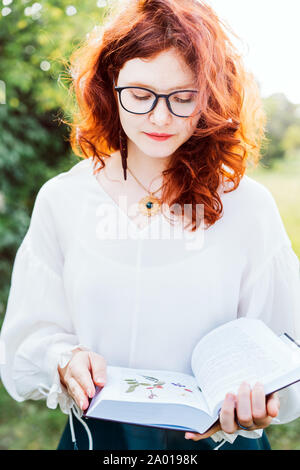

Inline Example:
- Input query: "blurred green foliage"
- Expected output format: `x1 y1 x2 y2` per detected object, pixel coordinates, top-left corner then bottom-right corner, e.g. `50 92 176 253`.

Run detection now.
0 0 299 450
262 94 300 167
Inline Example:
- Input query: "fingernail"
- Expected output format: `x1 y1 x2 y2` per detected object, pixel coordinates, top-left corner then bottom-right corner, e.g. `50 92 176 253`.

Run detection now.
241 382 250 389
226 393 235 402
96 378 105 385
255 382 264 389
87 388 94 398
185 434 191 440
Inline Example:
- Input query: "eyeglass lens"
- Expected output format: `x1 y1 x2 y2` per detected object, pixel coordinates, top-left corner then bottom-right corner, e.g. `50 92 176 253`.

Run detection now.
119 88 198 117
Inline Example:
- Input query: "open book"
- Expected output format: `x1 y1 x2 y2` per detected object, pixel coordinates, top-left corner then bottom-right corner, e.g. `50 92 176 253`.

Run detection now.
84 318 300 434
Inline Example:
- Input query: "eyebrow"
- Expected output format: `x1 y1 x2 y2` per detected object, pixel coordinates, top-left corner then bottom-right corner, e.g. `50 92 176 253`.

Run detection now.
124 82 197 92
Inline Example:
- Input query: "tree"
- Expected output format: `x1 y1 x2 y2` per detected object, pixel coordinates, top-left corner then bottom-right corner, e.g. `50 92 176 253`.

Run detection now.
0 0 111 319
281 123 300 161
261 93 299 167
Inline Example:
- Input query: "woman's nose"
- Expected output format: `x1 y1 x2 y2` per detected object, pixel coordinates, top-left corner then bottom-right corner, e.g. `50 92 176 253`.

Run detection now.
149 97 172 125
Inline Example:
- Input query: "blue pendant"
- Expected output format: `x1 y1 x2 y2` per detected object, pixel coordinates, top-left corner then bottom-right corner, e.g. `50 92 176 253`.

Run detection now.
138 195 161 217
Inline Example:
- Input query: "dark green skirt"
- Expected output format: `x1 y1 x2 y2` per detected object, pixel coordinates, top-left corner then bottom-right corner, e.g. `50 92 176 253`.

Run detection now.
57 410 271 451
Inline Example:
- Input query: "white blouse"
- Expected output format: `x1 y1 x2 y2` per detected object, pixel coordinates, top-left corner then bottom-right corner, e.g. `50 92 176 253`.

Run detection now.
1 156 300 446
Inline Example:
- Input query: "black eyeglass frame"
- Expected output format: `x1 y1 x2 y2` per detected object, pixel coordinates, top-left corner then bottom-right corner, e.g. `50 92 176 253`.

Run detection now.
114 85 201 118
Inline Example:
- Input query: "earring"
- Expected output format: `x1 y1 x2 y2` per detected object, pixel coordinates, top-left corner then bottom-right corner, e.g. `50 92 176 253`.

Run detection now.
119 127 127 180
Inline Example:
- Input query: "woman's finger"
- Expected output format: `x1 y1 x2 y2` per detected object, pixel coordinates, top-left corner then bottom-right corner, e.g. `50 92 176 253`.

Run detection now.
66 377 89 410
72 366 96 399
219 393 238 434
236 382 254 429
251 382 267 426
89 352 107 386
68 354 96 398
266 392 280 418
185 422 221 441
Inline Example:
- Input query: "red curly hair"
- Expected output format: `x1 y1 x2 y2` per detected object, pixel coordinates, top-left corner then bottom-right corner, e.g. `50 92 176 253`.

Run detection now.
66 0 266 231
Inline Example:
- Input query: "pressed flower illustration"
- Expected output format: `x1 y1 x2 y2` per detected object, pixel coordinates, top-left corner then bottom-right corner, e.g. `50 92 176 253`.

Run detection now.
124 375 165 399
171 382 186 388
123 375 195 400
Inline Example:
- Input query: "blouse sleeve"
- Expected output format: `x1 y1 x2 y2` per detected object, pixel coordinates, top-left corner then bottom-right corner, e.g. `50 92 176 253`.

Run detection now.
0 181 88 414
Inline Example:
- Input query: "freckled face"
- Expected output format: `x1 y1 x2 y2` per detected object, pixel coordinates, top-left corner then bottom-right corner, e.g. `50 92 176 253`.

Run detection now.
115 48 200 159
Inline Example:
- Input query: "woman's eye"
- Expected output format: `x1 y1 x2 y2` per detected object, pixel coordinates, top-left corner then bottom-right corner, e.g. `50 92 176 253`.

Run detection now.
172 93 196 103
174 98 192 103
132 93 151 101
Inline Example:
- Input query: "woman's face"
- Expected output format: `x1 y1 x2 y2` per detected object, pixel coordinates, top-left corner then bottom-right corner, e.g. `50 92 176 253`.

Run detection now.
115 48 200 160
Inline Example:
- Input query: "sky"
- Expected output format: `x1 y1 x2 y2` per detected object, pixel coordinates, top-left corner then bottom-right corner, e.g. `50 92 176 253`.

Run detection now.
207 0 300 104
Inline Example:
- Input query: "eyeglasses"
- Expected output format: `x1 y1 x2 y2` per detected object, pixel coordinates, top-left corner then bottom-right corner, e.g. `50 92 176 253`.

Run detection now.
114 84 200 118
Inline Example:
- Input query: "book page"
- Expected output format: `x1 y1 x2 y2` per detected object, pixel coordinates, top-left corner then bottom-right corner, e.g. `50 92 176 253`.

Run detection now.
87 366 210 416
191 318 300 414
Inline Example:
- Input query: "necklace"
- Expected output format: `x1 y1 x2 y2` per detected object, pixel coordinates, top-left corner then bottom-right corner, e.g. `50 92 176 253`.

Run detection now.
102 155 165 217
127 167 164 217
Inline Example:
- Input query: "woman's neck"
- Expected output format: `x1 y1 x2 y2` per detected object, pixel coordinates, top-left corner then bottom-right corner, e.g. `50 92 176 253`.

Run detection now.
108 143 171 193
126 142 171 191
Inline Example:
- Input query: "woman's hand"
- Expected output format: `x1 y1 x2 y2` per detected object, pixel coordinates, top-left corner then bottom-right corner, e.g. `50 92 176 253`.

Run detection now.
58 348 107 411
184 382 280 441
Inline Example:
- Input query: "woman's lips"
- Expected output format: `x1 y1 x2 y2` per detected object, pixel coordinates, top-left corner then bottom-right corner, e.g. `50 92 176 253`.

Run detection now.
144 132 173 141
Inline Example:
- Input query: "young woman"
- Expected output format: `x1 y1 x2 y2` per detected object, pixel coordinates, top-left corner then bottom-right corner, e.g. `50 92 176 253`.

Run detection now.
1 0 300 451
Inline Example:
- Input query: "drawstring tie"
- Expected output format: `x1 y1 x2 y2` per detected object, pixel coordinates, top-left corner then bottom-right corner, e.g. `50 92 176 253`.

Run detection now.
213 438 227 450
69 405 93 450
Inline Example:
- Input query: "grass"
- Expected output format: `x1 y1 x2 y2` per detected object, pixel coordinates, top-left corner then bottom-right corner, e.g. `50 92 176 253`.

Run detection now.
0 383 66 450
0 156 299 450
